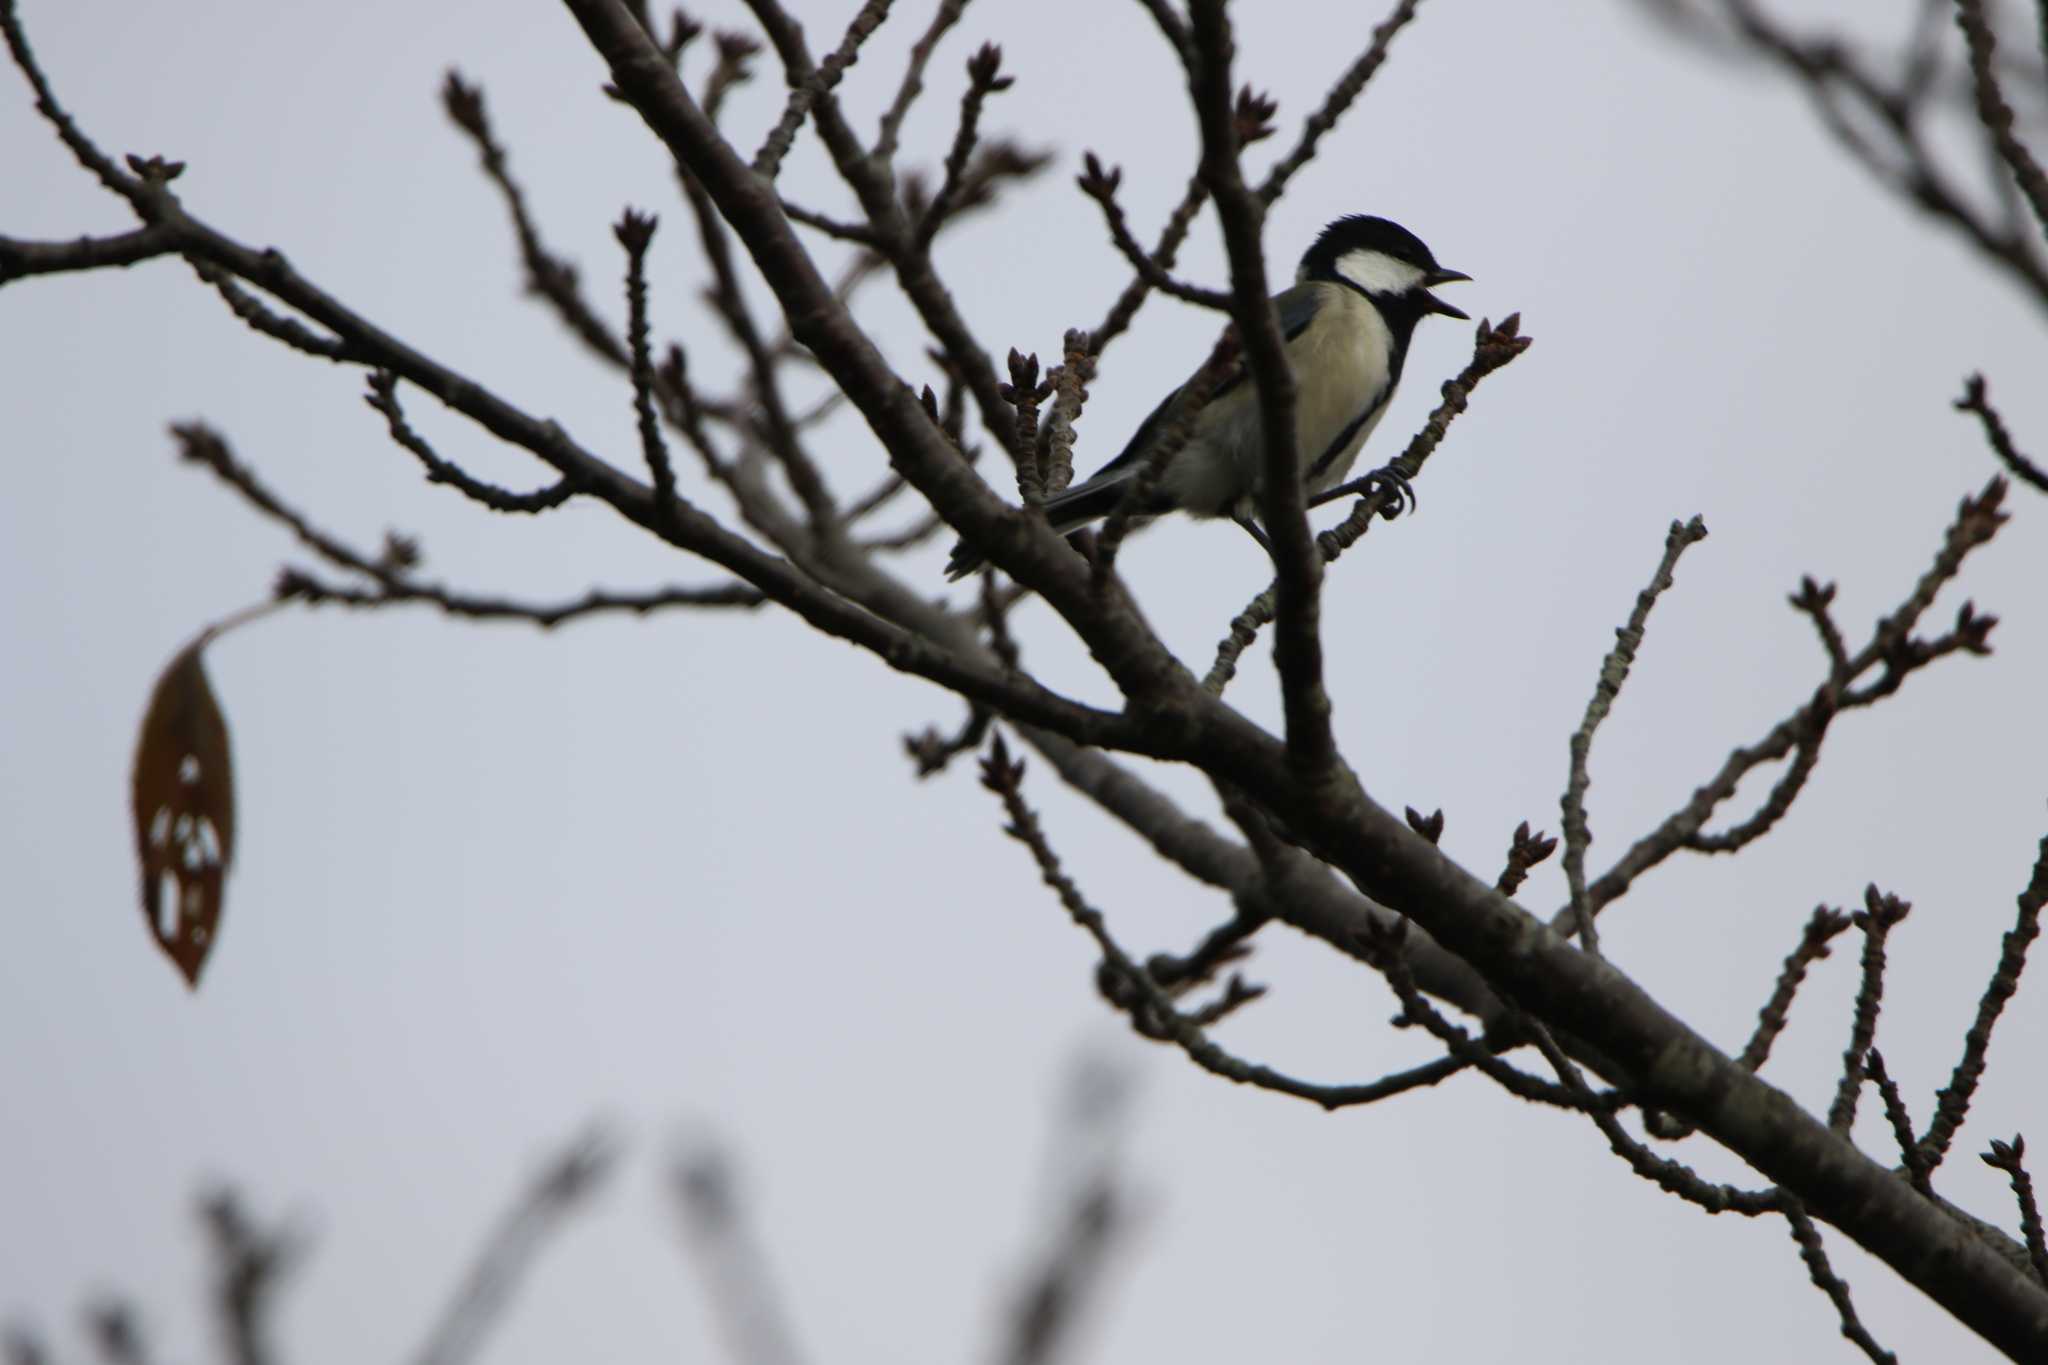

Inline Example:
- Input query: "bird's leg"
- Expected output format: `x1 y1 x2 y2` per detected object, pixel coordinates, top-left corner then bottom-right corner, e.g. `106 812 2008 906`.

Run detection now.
1309 463 1416 518
1230 513 1277 558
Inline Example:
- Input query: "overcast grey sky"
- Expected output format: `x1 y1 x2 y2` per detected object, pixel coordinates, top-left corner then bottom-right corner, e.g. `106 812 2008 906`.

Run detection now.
4 1 2046 1361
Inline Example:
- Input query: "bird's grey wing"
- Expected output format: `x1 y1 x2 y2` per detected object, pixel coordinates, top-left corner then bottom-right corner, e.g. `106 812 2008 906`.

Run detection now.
1208 283 1324 403
1086 284 1325 480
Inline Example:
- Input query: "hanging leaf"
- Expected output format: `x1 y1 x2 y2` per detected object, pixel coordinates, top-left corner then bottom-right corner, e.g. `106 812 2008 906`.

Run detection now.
131 641 236 987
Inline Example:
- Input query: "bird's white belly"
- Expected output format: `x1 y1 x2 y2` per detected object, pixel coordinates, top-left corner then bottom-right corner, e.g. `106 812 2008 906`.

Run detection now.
1161 287 1395 519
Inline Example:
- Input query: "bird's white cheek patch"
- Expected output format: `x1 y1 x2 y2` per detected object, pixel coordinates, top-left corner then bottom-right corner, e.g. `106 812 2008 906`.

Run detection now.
1334 249 1425 296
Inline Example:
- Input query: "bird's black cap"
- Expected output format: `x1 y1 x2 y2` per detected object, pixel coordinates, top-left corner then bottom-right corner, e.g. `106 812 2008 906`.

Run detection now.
1300 215 1456 280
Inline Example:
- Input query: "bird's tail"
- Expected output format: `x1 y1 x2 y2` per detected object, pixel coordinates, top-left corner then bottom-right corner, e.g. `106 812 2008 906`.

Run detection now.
944 467 1141 580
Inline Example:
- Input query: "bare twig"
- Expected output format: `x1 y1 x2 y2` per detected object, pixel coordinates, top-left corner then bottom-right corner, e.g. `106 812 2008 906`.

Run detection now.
365 373 578 514
1035 329 1093 501
1644 0 2048 311
996 1068 1130 1365
673 1148 811 1365
1561 516 1710 955
1919 833 2048 1172
1956 372 2048 492
412 1131 614 1365
874 0 970 165
1088 173 1209 354
1783 1201 1899 1364
187 256 355 360
1496 822 1557 897
615 209 678 512
982 734 1488 1113
916 42 1013 248
1954 0 2048 235
84 1302 155 1365
198 1189 299 1365
1829 888 1912 1134
1864 1049 1934 1195
1522 1020 1780 1215
0 225 178 284
1737 907 1855 1072
752 0 895 180
277 565 766 625
442 72 627 368
1075 155 1231 310
1357 923 1614 1114
1254 0 1427 205
1981 1136 2048 1288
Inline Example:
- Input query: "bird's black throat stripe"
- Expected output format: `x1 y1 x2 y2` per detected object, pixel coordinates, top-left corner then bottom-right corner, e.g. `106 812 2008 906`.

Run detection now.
1310 390 1391 481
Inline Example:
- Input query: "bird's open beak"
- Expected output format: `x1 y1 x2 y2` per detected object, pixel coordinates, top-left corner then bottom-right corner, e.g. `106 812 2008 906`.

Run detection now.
1420 267 1471 320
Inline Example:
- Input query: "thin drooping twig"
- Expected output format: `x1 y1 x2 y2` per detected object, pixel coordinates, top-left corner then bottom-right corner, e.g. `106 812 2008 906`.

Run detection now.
1782 1201 1900 1364
1521 1020 1781 1216
1829 888 1912 1134
980 734 1500 1113
1737 907 1855 1072
1918 833 2048 1172
1088 173 1209 354
1863 1049 1933 1195
1980 1136 2048 1289
1355 922 1612 1114
1560 517 1710 954
1956 372 2048 492
364 373 579 513
751 0 895 180
187 255 355 360
411 1131 614 1365
1075 155 1232 310
615 209 678 513
277 566 766 624
1014 717 1507 1029
1202 315 1530 695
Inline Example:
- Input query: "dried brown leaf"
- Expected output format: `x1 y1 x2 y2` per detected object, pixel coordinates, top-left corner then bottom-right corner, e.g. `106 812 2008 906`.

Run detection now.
130 642 235 987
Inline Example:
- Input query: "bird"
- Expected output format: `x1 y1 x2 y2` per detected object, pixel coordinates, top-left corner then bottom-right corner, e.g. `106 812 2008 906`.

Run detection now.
945 214 1469 580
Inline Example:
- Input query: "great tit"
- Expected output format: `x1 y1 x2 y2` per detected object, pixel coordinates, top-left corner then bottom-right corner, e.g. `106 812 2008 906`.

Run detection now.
945 215 1468 580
